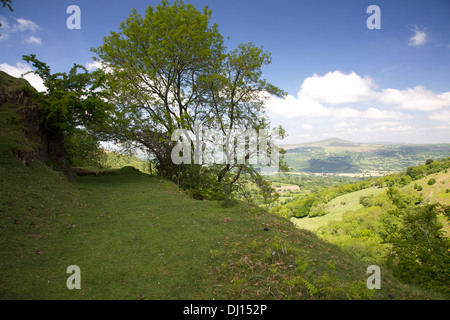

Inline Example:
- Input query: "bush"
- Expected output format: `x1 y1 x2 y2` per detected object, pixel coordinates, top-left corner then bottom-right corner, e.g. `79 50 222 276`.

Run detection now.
65 131 106 167
427 178 436 185
360 195 375 208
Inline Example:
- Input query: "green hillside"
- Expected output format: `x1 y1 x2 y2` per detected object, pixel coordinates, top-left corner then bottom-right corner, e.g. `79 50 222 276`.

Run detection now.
284 165 450 296
292 187 388 232
283 138 450 174
1 95 446 299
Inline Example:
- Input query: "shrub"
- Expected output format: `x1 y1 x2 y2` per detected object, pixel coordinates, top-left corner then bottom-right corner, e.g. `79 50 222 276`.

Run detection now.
65 131 106 167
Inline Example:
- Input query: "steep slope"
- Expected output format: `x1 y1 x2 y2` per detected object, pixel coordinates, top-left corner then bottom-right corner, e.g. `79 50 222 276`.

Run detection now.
0 71 70 172
0 73 445 300
1 156 445 299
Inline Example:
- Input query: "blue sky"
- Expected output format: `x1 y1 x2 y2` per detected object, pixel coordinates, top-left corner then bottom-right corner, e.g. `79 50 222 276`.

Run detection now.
1 0 450 144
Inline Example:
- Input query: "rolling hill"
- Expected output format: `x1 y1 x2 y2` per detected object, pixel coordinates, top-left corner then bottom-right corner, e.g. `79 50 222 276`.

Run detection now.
282 138 450 175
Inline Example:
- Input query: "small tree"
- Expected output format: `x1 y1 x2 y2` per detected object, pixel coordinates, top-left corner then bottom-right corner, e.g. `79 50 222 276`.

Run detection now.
383 189 450 294
22 54 113 170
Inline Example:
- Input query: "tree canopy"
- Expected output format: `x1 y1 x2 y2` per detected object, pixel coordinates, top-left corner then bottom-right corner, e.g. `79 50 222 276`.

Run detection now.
92 0 287 201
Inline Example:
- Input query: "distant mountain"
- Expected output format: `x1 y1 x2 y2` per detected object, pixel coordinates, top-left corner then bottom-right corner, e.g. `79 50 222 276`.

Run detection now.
282 138 365 150
281 138 450 174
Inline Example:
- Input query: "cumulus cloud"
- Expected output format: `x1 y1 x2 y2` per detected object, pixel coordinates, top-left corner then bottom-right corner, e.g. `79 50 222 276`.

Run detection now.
0 15 11 40
0 62 46 92
379 86 450 111
267 94 329 118
429 110 450 123
267 71 413 123
329 107 408 120
12 18 40 33
0 16 41 44
298 71 376 104
25 35 42 45
85 60 103 71
409 26 427 46
267 70 450 124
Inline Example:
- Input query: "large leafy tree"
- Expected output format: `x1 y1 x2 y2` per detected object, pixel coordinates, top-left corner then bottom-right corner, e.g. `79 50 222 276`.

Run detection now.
93 0 287 201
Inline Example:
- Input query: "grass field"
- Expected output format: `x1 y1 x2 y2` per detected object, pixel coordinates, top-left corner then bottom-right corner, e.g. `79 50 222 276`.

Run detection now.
1 150 445 299
291 188 387 232
1 98 446 300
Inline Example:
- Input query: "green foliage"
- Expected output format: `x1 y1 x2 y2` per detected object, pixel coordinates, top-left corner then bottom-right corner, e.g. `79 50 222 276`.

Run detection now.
318 181 450 296
65 130 107 167
277 178 373 218
275 157 450 220
383 203 450 294
21 54 113 170
91 0 287 203
104 151 152 174
22 54 112 135
1 0 13 11
428 178 436 185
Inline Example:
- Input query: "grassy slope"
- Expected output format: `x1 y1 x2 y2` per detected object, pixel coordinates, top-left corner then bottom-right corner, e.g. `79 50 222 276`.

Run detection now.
0 151 445 299
292 169 450 233
0 80 445 299
292 188 387 232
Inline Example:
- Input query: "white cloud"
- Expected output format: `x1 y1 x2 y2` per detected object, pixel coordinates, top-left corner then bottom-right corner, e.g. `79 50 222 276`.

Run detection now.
0 16 41 43
379 86 450 111
329 107 407 120
267 94 330 118
0 15 11 40
267 71 377 119
85 60 103 71
0 62 46 92
25 35 42 45
12 18 40 33
429 110 450 123
409 26 427 46
336 121 414 135
298 71 376 104
363 107 409 120
268 71 449 121
266 70 450 143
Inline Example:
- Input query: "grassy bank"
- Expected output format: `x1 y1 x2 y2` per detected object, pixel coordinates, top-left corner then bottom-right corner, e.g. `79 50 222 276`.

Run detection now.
0 147 445 299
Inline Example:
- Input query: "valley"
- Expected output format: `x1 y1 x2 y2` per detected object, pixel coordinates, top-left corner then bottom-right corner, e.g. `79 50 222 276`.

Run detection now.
282 138 450 175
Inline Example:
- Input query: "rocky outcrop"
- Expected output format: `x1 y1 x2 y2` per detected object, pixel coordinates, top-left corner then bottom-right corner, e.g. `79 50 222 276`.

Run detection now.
0 71 69 172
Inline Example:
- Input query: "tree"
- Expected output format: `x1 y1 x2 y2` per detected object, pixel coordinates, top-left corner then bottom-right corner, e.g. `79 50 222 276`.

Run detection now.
92 0 287 201
22 54 112 170
1 0 13 11
383 189 450 294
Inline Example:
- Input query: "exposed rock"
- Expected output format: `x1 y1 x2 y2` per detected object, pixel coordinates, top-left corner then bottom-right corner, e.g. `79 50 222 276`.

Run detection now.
0 71 70 173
